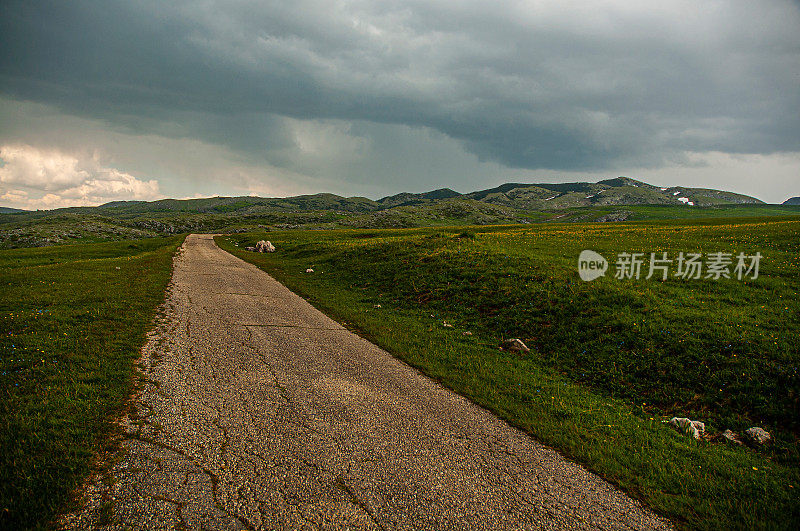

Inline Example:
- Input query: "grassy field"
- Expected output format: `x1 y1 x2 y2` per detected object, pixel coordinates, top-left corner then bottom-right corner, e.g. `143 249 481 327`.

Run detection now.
622 205 800 221
0 236 185 529
217 216 800 530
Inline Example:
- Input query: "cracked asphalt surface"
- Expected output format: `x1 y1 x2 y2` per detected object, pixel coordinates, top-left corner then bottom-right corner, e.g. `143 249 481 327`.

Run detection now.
60 234 672 530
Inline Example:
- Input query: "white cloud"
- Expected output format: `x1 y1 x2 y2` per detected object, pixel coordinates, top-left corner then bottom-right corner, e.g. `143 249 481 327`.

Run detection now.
0 144 162 209
0 144 92 191
0 189 29 203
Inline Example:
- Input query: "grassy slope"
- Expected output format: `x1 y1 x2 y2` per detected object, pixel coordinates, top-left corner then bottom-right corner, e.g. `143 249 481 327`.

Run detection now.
0 236 185 529
217 217 800 530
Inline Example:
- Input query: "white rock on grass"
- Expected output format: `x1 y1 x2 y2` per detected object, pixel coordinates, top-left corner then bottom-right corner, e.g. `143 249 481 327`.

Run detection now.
501 338 530 352
721 429 743 445
744 427 772 446
254 240 276 252
668 417 705 440
306 268 314 273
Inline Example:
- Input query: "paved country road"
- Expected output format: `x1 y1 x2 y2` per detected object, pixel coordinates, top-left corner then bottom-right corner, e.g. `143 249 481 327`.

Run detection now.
61 234 672 530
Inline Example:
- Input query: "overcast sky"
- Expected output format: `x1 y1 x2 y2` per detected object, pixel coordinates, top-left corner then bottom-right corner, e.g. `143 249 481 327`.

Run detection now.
1 0 798 209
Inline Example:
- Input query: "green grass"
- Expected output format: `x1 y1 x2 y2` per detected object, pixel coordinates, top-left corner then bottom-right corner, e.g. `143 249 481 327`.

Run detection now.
0 236 185 529
623 205 800 221
217 216 800 530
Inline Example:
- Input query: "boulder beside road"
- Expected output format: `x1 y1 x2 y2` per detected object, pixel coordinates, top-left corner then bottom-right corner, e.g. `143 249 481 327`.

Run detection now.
255 240 276 252
246 240 276 252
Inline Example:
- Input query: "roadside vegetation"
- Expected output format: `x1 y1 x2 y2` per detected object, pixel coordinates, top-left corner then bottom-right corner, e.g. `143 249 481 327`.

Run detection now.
217 216 800 529
0 236 185 529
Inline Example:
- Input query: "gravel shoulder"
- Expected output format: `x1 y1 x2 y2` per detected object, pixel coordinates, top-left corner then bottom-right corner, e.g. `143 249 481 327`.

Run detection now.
60 234 672 530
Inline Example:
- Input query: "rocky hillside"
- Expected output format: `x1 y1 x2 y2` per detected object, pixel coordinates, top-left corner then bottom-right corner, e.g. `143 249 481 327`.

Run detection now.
464 177 763 210
96 177 764 214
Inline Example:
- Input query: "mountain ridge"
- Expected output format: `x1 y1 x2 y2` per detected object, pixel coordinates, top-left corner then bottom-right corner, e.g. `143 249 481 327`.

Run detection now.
1 177 797 249
0 177 769 214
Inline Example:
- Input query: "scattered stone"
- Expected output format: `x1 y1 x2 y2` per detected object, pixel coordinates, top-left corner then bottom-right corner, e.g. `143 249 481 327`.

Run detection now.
115 266 121 270
744 427 772 446
254 240 276 253
373 304 382 309
501 338 530 352
442 322 454 328
306 268 314 273
462 331 473 336
721 429 743 445
245 246 256 251
668 417 705 440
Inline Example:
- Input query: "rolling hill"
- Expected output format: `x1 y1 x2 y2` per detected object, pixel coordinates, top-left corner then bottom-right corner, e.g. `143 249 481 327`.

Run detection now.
464 177 763 210
97 177 761 214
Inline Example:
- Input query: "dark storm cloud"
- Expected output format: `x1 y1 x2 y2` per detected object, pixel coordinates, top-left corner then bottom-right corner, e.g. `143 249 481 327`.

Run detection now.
1 0 798 172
